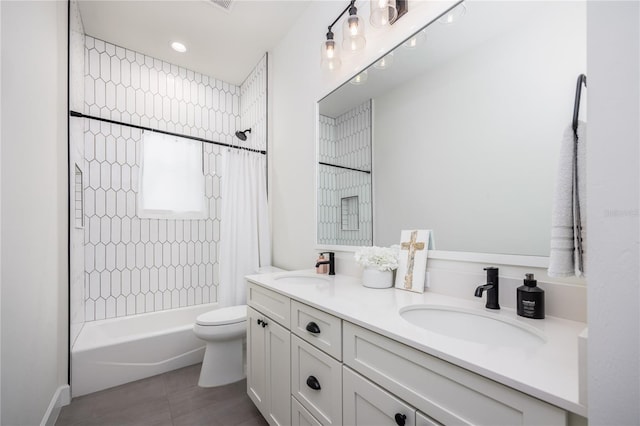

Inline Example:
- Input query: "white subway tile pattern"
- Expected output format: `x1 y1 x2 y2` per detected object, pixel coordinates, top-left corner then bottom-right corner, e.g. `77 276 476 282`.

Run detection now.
240 55 267 151
318 101 373 246
83 36 242 321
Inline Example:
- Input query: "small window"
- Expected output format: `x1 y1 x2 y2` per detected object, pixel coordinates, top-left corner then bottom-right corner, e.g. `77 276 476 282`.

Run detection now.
137 131 207 219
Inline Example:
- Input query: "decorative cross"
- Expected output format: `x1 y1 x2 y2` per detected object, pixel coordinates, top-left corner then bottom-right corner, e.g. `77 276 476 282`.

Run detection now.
400 230 425 290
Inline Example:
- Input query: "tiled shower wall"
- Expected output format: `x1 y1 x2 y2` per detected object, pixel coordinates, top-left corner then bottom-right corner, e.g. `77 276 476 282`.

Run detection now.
79 35 267 321
318 101 372 246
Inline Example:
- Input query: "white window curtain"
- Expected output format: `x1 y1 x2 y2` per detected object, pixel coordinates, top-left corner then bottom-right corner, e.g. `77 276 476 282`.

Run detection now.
137 131 207 219
218 148 271 307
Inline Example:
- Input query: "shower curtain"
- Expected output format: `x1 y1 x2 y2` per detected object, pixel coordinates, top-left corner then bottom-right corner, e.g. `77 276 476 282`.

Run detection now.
218 148 271 307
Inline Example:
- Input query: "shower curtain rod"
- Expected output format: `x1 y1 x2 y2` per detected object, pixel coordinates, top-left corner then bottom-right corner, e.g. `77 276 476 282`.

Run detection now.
69 110 267 155
319 161 371 174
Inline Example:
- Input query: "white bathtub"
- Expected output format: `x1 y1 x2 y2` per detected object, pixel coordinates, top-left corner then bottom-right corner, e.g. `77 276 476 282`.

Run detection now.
71 303 219 397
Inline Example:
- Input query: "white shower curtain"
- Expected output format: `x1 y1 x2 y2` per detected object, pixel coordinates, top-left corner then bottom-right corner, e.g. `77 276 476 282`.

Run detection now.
218 148 271 307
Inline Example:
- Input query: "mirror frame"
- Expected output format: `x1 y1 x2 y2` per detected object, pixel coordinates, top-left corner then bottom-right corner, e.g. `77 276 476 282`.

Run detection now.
314 1 551 268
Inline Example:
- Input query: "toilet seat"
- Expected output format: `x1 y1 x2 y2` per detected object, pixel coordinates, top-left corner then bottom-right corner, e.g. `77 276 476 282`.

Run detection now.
196 305 246 326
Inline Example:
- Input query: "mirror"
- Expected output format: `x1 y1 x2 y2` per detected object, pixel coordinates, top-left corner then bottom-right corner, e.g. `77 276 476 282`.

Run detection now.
317 1 586 256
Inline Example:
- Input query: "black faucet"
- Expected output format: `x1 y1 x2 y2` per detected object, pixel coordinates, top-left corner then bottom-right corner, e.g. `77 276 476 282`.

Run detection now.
474 267 500 310
315 252 335 275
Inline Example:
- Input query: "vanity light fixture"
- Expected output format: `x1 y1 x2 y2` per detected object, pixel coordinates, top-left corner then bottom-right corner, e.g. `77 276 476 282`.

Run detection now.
321 0 367 71
350 70 368 85
343 2 366 52
373 51 394 69
438 3 466 25
369 0 407 27
170 41 187 53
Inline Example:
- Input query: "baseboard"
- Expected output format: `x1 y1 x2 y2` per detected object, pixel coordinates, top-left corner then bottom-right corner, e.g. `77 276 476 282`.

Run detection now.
40 384 71 426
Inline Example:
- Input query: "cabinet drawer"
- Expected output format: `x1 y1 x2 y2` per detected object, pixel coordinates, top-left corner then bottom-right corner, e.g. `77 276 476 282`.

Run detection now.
291 300 342 360
292 396 323 426
247 282 290 328
291 335 343 426
343 366 416 426
343 322 567 426
416 411 443 426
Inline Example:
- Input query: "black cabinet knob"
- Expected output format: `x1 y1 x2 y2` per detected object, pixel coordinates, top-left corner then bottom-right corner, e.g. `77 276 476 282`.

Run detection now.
257 319 263 325
394 413 407 426
261 320 268 328
305 321 321 334
306 375 321 390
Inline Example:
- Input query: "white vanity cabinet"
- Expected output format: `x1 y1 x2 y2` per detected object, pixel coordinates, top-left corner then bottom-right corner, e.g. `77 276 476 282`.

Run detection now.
247 279 578 426
247 285 292 426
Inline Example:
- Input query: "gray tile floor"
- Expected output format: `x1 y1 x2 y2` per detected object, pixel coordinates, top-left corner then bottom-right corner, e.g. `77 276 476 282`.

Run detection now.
56 364 268 426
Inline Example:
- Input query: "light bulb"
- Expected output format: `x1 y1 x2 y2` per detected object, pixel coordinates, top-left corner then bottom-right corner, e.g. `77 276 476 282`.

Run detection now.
438 3 466 25
350 70 368 85
321 33 341 71
343 6 366 52
403 29 426 49
349 17 359 36
374 52 394 70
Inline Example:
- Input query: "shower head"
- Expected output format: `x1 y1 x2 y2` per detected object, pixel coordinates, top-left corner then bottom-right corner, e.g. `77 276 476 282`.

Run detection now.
235 128 251 141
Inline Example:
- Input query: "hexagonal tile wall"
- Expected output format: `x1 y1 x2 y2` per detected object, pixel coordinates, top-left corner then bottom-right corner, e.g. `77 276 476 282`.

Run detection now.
81 36 266 321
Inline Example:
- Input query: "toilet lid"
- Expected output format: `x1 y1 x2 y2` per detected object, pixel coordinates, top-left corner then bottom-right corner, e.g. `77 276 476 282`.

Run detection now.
196 305 247 326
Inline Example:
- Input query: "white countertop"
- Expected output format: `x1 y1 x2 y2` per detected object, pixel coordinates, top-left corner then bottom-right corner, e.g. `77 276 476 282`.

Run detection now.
246 270 588 417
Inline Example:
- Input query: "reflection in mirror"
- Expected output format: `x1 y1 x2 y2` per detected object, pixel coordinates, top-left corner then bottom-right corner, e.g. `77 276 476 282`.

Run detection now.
317 101 373 246
317 1 586 255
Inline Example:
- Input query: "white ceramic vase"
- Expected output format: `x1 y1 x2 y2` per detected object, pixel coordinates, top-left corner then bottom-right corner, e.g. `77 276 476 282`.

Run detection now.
362 267 393 289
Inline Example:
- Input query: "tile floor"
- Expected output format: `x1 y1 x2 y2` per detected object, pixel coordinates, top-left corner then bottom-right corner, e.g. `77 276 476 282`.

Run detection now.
56 364 268 426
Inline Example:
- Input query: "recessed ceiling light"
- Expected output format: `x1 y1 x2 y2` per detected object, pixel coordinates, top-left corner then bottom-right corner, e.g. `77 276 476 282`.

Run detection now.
171 41 187 53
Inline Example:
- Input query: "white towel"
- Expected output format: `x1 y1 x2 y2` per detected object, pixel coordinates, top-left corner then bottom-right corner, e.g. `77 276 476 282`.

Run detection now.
548 121 586 277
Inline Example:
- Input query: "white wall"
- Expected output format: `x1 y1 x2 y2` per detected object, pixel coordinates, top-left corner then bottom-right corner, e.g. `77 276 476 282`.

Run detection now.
0 1 69 424
271 0 457 272
586 1 639 423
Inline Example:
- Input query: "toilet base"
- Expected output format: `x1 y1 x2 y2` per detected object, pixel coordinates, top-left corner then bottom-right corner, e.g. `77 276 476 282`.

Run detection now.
198 337 245 387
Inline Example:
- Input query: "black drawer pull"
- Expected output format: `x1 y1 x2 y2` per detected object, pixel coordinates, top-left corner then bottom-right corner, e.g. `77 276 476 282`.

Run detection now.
261 320 268 328
306 375 321 390
394 413 407 426
257 319 263 325
305 321 321 334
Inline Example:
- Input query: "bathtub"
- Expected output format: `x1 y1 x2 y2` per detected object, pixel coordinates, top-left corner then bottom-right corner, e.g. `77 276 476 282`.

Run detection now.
71 303 219 397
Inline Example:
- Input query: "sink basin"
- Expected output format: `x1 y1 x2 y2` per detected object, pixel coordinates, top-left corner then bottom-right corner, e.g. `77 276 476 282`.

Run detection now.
399 305 546 347
274 274 331 285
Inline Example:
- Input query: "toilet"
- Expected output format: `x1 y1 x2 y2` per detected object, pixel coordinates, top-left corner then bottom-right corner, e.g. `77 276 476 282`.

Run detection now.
193 304 248 387
193 266 284 387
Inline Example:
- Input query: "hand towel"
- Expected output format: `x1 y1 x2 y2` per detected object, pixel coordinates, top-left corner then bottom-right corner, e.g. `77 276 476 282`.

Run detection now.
548 121 586 277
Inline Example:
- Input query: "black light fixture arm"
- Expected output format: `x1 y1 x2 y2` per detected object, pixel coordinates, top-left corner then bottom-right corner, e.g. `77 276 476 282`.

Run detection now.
327 0 356 35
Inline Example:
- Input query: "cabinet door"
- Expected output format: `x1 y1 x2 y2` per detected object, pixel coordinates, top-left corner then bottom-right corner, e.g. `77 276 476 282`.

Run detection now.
265 315 291 426
247 307 267 413
343 366 416 426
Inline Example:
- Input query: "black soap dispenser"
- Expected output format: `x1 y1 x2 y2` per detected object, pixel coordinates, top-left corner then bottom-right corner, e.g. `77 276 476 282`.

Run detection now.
517 273 545 319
